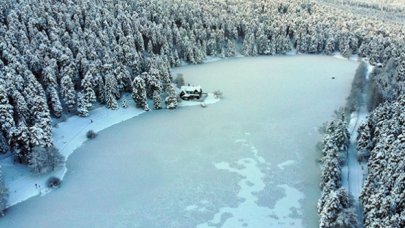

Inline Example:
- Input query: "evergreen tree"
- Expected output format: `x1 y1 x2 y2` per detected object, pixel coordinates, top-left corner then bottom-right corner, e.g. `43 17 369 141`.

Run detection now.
207 35 217 56
153 90 162 110
28 146 64 174
104 74 119 110
325 37 335 55
0 85 15 136
81 71 96 109
165 84 178 109
242 32 255 56
30 96 52 147
114 64 132 93
9 123 31 163
319 188 357 228
60 74 76 112
11 90 29 123
131 76 149 111
256 28 269 55
93 74 105 104
77 92 89 117
225 39 236 57
47 86 62 118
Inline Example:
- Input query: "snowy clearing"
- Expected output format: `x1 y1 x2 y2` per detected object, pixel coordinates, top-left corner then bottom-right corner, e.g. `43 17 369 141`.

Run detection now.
1 93 219 208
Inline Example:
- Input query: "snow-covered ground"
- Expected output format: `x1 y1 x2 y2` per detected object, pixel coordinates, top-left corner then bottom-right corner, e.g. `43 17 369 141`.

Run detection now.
1 93 219 208
342 61 374 226
0 55 358 228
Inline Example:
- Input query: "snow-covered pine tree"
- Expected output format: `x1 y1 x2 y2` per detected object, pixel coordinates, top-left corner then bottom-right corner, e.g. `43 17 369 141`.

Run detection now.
81 70 96 109
146 69 162 99
11 90 29 123
317 114 353 227
41 61 57 91
193 45 205 63
340 37 352 58
93 74 105 104
9 122 31 163
349 34 359 55
165 84 178 109
46 86 62 118
30 95 52 147
324 36 335 55
131 76 149 111
356 122 372 162
319 188 357 228
170 49 181 67
60 74 76 112
76 92 89 117
105 91 118 110
114 63 132 93
153 90 162 110
206 34 217 56
104 64 120 98
357 39 370 58
256 27 269 55
42 58 62 118
242 32 255 56
0 85 15 135
368 38 380 65
225 39 236 57
320 154 341 189
104 74 119 110
308 34 319 53
28 146 64 174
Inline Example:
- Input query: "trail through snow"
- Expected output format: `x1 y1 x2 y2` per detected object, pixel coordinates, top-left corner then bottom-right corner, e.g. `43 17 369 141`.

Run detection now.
342 62 374 227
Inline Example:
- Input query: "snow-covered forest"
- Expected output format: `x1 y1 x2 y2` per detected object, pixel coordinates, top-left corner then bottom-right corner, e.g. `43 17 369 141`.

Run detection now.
320 0 405 14
0 0 404 225
357 97 405 227
317 115 358 227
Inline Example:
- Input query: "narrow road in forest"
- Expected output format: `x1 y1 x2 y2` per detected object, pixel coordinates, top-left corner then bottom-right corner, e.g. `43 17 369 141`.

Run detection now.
346 108 366 227
343 63 373 227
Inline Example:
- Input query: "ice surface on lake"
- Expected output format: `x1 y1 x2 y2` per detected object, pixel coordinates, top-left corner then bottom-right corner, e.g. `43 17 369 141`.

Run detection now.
0 55 358 228
277 160 296 170
197 136 303 228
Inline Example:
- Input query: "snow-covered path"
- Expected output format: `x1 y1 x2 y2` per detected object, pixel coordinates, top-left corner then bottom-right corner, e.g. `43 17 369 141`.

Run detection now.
345 109 366 226
343 62 373 227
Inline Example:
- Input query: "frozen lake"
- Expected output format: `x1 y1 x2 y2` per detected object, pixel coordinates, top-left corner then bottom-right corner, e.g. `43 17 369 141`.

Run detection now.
0 55 358 228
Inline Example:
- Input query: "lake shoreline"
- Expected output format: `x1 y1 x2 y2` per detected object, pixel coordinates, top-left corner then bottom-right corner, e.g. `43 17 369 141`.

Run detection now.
2 55 356 228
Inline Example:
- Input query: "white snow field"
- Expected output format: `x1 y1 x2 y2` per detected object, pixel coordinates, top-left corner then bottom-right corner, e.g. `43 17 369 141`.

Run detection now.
0 94 219 208
0 55 358 228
